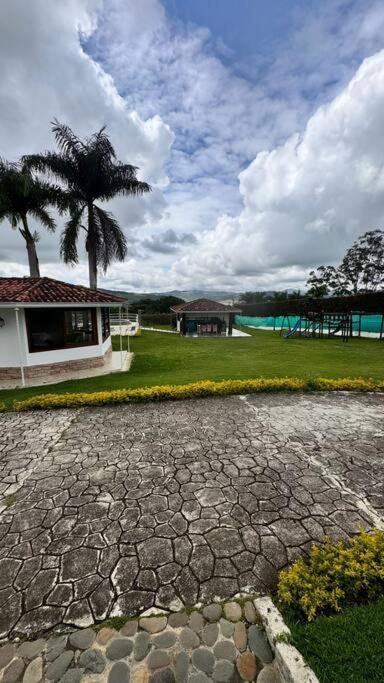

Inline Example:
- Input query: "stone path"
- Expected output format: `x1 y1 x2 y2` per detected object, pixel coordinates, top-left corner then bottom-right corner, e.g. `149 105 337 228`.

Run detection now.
0 599 282 683
0 393 383 639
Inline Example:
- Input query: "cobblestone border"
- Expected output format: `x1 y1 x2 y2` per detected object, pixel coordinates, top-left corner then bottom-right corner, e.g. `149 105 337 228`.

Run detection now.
0 596 288 683
255 597 319 683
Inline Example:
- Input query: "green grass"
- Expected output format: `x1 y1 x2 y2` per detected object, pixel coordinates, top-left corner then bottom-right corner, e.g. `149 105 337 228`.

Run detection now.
287 598 384 682
0 328 383 409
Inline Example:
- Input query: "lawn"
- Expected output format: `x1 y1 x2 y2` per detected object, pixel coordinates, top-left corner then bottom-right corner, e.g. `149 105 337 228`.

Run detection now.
288 599 384 683
0 328 383 408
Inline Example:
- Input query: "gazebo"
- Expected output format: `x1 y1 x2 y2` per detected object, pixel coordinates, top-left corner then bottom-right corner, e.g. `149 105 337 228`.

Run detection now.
0 277 128 387
170 298 241 336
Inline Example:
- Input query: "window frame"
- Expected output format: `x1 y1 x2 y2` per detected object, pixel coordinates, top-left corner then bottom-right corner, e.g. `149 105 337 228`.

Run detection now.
101 307 111 342
26 307 98 353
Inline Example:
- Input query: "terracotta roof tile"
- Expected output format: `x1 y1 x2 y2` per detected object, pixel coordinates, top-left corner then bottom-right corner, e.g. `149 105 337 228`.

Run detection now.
170 298 240 313
0 277 126 305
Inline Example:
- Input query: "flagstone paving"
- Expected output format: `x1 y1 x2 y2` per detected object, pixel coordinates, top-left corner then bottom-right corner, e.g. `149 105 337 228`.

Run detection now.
0 393 383 641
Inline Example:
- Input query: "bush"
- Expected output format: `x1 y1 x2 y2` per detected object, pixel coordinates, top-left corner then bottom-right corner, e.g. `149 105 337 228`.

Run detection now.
278 529 384 621
6 375 383 411
12 378 307 411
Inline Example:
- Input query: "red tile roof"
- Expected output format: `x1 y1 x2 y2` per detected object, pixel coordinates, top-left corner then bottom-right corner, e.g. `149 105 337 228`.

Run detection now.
170 298 241 313
0 277 126 305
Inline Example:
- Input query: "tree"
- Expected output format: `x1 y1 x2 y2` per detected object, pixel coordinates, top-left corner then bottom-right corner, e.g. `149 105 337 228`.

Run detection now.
0 160 66 277
130 295 184 314
306 230 384 296
272 290 289 301
288 289 302 300
239 291 268 304
24 121 151 289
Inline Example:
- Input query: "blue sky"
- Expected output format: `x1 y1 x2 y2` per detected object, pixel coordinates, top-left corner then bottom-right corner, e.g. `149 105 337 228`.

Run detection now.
163 0 318 65
1 0 384 291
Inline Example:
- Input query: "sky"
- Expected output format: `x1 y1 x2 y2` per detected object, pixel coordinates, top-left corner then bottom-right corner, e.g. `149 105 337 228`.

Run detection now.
1 0 384 293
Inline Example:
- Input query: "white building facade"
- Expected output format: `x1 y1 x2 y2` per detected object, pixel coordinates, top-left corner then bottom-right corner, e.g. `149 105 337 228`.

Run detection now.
0 277 126 385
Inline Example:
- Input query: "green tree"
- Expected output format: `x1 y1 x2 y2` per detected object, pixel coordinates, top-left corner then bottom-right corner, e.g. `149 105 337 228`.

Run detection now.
307 230 384 296
24 121 151 289
239 291 268 304
130 295 184 314
0 160 66 277
272 290 289 301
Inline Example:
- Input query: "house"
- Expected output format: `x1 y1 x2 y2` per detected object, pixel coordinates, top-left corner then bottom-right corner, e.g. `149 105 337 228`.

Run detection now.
0 277 127 386
170 298 241 336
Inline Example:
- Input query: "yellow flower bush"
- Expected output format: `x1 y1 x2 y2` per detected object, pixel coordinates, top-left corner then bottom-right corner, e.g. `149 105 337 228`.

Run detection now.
278 529 384 621
312 377 378 392
6 375 383 411
13 377 306 411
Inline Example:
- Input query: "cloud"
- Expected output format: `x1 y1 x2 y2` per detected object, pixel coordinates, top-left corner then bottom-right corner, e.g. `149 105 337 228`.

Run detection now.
0 0 173 273
142 229 197 254
2 0 384 292
177 50 384 289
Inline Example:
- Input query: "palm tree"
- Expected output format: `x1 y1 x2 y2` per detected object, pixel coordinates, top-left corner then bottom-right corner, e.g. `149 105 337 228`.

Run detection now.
0 160 66 277
24 121 151 289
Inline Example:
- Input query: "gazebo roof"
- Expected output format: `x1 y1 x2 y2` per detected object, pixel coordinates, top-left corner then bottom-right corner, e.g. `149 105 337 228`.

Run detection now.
170 298 241 313
0 277 126 307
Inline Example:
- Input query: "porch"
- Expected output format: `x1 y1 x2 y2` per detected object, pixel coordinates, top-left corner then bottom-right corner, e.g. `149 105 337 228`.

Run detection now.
0 350 133 389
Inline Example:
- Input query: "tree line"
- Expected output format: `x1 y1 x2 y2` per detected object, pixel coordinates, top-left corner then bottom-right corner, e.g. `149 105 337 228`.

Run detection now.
239 230 384 304
0 121 151 289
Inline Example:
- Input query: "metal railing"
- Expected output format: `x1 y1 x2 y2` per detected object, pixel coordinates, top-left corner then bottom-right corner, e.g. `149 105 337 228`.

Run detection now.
110 312 139 325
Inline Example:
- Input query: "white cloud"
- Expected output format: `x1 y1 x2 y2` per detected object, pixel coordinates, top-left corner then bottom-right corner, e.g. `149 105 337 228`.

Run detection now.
178 50 384 289
2 0 384 292
0 0 173 276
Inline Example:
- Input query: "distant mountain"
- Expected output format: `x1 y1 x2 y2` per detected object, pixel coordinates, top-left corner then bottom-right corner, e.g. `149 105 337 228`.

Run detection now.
100 288 242 303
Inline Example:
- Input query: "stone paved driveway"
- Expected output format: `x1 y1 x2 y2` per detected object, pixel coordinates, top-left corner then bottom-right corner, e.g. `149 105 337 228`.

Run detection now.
0 393 383 639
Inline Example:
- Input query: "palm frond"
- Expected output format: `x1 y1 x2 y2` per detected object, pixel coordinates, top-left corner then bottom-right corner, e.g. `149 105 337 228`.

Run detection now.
93 204 127 271
51 119 86 157
89 126 116 160
60 205 85 264
30 207 56 232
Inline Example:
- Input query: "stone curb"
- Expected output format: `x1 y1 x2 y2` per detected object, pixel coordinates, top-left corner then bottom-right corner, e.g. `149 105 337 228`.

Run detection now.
254 597 319 683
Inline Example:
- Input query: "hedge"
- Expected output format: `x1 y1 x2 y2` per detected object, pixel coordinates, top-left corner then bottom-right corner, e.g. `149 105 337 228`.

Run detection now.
278 529 384 621
1 376 382 412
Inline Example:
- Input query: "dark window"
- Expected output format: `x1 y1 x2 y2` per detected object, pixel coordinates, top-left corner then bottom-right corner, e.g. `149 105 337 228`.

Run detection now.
26 308 97 352
101 308 110 342
64 310 96 346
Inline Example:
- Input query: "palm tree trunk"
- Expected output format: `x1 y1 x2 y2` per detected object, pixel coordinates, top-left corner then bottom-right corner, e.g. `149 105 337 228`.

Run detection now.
86 204 97 289
20 216 40 277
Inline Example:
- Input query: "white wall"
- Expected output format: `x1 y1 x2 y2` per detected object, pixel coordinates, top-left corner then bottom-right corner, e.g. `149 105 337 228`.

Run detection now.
0 308 27 367
0 307 112 368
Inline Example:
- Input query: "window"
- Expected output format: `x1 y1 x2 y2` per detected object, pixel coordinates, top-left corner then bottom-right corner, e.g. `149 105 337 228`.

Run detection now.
101 308 110 342
64 310 96 346
26 308 97 352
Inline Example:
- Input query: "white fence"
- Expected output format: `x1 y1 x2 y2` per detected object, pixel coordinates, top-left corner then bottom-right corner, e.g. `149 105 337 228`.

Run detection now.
110 312 139 336
110 312 139 326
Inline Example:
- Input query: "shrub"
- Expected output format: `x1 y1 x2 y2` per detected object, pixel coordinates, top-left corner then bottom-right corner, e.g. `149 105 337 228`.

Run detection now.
13 378 307 411
7 375 384 411
311 377 378 392
278 529 384 621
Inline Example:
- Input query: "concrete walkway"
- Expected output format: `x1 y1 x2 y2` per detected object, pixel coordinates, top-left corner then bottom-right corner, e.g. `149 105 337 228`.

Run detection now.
0 393 383 640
